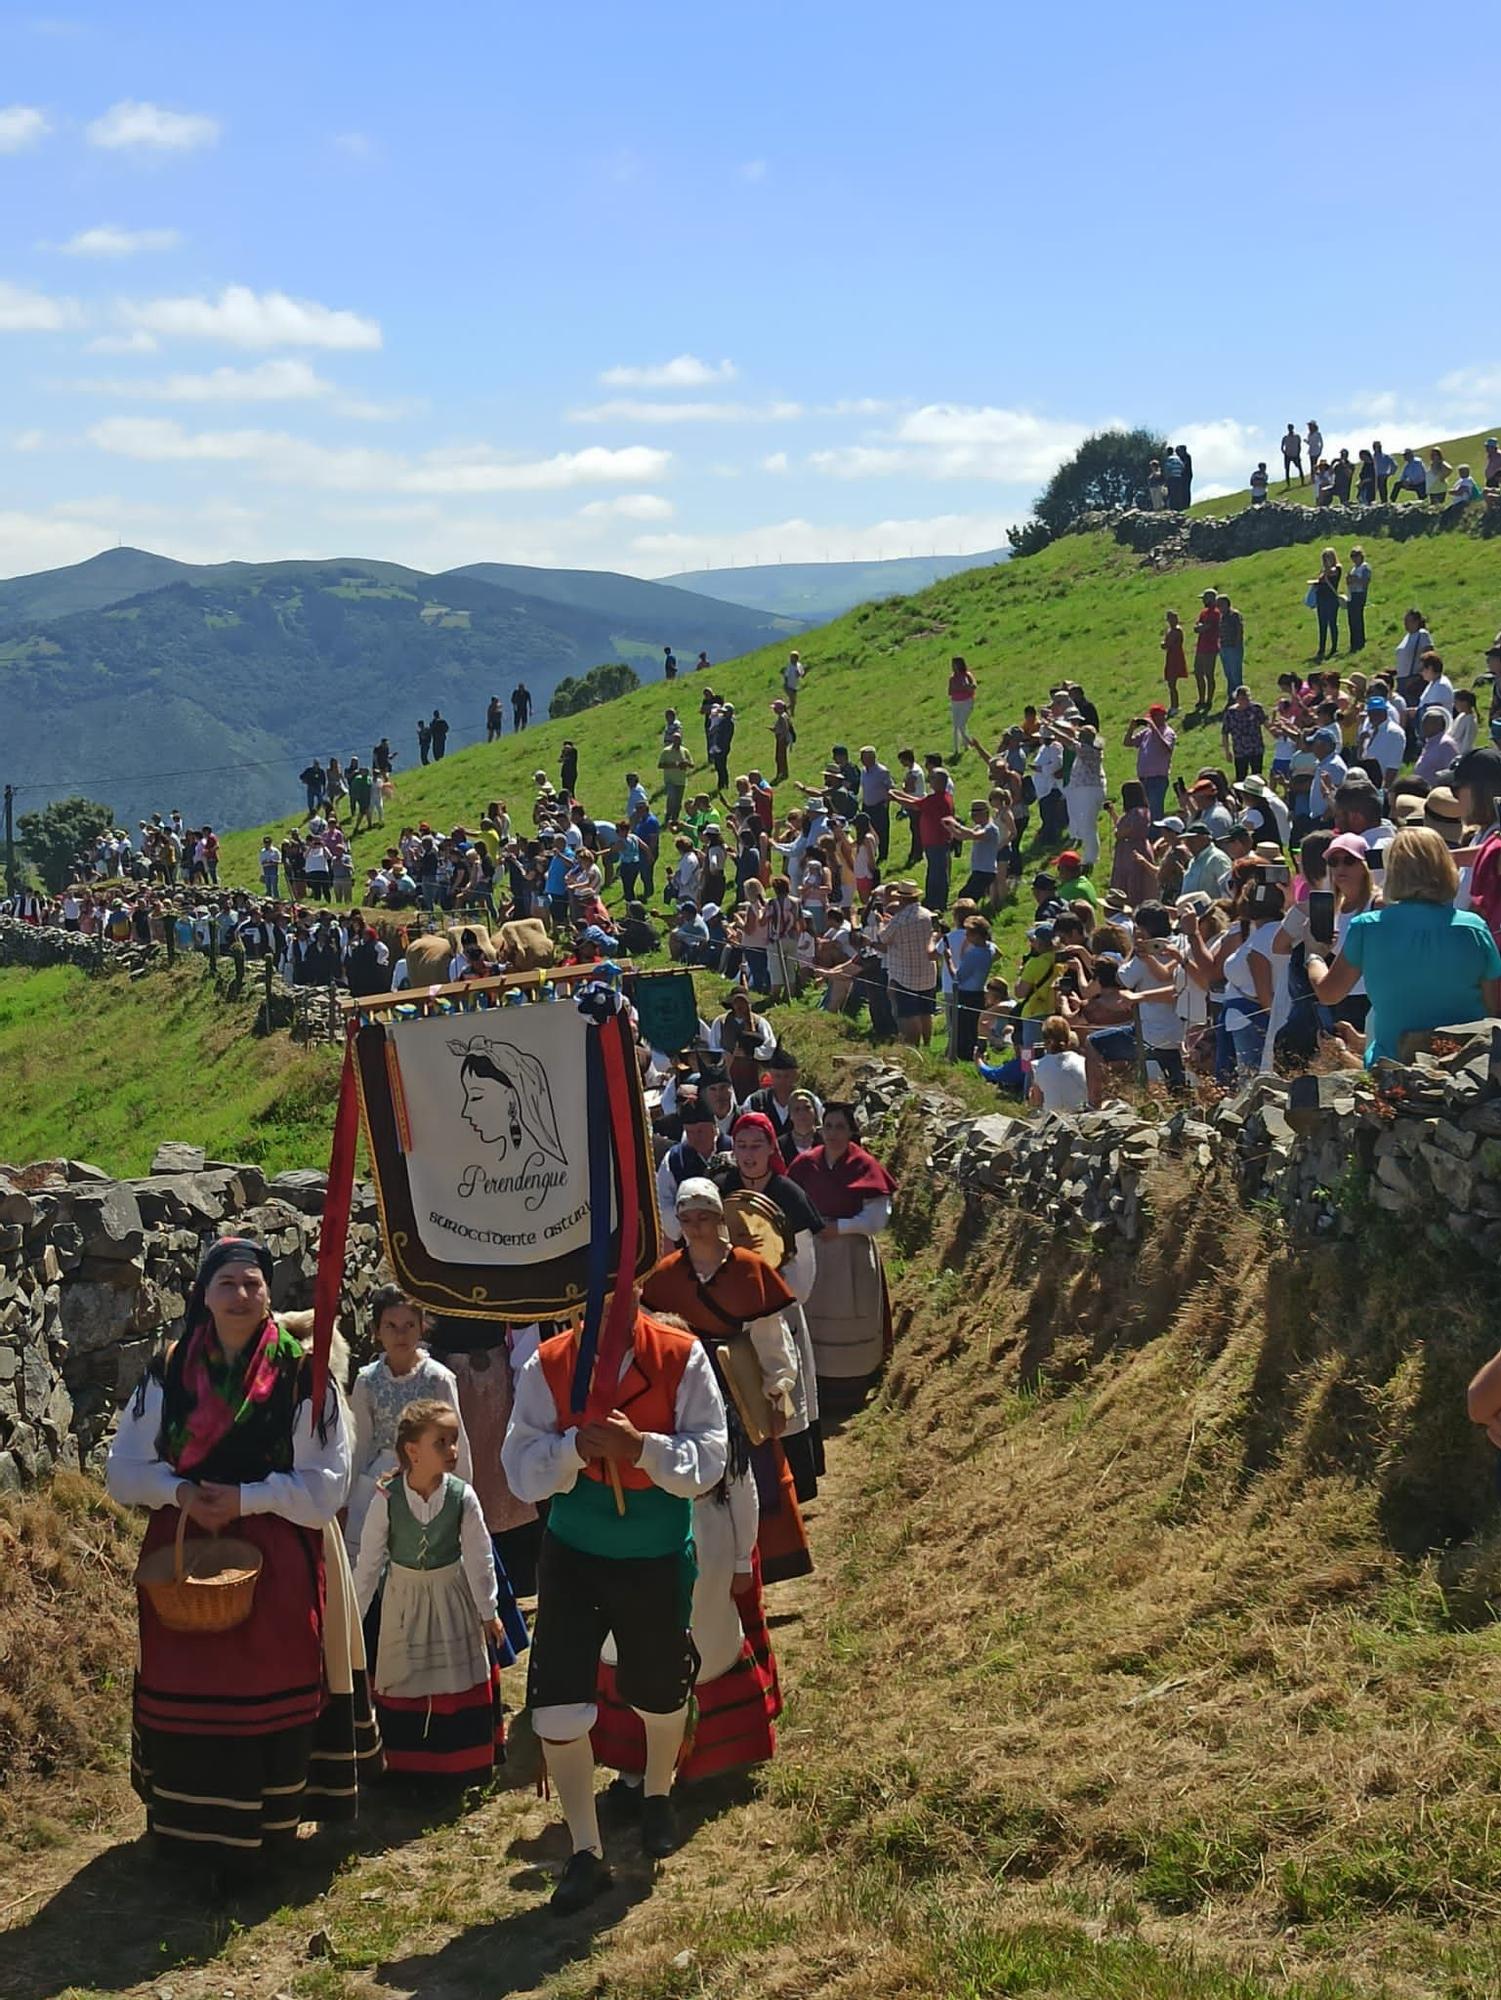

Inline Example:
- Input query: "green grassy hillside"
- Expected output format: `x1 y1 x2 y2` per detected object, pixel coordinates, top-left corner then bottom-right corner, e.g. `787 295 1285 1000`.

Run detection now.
220 510 1501 983
0 963 342 1175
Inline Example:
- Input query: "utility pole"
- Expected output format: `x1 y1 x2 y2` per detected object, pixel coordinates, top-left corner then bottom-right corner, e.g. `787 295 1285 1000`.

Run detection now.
3 783 16 898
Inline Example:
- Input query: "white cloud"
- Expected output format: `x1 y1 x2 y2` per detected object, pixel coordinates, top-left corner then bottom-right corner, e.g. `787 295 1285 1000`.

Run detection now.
12 428 47 451
808 405 1099 484
58 224 182 257
1165 417 1268 487
121 285 382 350
332 130 375 160
630 511 1012 575
85 100 220 151
599 354 736 389
0 104 50 152
570 398 802 424
761 451 789 474
0 280 81 332
86 416 671 494
575 493 674 522
739 159 767 182
74 358 334 402
86 328 158 354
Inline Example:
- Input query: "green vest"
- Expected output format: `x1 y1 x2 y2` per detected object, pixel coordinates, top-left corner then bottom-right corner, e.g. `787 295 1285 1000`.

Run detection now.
548 1470 692 1562
385 1473 464 1569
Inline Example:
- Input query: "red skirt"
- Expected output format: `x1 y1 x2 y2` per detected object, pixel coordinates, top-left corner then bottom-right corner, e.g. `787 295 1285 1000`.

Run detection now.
131 1509 375 1853
377 1664 505 1779
591 1564 781 1783
753 1437 813 1584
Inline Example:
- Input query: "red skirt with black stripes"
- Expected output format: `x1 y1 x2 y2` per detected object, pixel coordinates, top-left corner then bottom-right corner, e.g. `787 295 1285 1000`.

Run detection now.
590 1558 782 1782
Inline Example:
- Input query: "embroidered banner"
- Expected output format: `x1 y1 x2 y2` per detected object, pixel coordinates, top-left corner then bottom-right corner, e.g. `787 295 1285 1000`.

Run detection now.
353 1001 660 1320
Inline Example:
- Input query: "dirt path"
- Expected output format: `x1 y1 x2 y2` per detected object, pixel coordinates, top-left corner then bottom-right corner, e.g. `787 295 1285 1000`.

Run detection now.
0 1462 848 2000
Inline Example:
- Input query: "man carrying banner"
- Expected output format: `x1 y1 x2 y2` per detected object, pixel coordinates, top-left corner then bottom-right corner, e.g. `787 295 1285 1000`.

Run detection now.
502 1304 728 1913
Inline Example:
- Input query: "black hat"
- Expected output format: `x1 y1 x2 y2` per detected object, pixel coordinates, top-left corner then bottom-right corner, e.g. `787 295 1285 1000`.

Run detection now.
694 1058 730 1087
765 1045 799 1071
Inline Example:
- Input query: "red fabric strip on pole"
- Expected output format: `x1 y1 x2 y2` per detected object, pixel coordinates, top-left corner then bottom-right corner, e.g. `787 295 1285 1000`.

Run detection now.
310 1028 360 1429
587 1009 641 1418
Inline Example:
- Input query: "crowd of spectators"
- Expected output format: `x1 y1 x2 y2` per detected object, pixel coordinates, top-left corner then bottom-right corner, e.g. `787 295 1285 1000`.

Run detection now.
12 573 1501 1114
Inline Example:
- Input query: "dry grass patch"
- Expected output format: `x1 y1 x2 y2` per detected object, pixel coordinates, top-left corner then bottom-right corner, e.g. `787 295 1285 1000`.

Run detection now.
0 1471 140 1850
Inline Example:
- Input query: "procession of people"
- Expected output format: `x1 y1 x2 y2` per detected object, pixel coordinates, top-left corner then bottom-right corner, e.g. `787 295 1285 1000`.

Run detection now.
104 990 896 1915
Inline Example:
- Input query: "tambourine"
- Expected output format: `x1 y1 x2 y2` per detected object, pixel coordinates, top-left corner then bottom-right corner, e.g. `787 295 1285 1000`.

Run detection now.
722 1187 796 1269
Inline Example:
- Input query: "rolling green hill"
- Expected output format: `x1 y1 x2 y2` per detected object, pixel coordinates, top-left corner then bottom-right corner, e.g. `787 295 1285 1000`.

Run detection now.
221 496 1501 994
661 548 1009 619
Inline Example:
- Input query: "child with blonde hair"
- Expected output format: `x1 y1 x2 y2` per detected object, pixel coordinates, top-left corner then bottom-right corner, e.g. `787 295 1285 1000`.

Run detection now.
354 1399 506 1779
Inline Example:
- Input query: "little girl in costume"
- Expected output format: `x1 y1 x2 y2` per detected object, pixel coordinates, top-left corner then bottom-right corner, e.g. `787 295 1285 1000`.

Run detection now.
348 1285 528 1666
354 1399 506 1780
346 1285 472 1560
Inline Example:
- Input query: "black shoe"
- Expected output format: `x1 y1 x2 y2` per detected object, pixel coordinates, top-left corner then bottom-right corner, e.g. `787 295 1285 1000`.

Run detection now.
601 1775 643 1823
550 1848 612 1916
640 1792 680 1859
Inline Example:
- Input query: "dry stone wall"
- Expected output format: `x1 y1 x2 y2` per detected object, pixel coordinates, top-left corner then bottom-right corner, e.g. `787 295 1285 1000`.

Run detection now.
0 1144 385 1492
7 1022 1501 1490
845 1019 1501 1255
1068 497 1501 569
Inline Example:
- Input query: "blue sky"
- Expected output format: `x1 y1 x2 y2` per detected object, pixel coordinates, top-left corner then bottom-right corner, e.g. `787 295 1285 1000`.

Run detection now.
1 0 1497 582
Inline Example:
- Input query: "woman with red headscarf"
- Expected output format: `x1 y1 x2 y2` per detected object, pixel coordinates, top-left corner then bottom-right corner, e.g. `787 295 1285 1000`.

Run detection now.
107 1236 378 1866
787 1102 897 1414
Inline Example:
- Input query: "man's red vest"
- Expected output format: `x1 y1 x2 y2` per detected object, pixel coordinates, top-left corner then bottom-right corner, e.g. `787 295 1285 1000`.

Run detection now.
537 1313 695 1491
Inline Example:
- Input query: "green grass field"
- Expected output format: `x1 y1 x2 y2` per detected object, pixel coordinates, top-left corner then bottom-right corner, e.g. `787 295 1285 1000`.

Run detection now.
0 962 343 1175
219 480 1501 990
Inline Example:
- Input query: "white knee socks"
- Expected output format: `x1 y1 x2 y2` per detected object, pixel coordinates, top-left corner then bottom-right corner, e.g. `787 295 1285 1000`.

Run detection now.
542 1733 601 1857
635 1704 689 1798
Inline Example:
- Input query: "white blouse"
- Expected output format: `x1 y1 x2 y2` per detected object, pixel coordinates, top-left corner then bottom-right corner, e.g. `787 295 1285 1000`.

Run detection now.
106 1376 350 1530
352 1473 498 1621
501 1339 728 1505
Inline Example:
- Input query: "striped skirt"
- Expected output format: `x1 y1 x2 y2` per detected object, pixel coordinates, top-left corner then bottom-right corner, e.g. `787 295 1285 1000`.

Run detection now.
131 1515 380 1855
591 1557 781 1783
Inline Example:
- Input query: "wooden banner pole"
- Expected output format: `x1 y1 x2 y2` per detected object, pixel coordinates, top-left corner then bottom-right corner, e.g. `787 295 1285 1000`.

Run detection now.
342 960 635 1017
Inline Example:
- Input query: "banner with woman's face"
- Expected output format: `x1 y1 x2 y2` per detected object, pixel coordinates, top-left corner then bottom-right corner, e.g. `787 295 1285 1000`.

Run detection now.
353 1000 660 1319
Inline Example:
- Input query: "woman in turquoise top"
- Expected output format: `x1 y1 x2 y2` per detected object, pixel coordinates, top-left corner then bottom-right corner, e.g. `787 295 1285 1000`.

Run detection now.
1307 829 1501 1065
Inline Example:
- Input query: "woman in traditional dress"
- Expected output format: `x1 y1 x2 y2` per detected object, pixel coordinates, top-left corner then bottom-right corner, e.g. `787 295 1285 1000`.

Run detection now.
106 1237 379 1865
712 1110 826 1501
787 1102 898 1415
640 1180 813 1584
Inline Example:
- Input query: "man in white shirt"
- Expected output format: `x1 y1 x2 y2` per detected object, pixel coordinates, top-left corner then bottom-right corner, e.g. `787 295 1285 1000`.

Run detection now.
782 651 806 713
1235 774 1292 850
1031 731 1066 842
1360 698 1408 785
502 1302 728 1909
1306 730 1349 824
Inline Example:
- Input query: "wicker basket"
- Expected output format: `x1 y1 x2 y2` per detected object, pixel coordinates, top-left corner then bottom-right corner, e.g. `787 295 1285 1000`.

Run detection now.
135 1506 263 1634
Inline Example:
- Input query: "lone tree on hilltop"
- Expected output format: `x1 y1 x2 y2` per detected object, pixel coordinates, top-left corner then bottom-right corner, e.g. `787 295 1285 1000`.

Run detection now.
18 795 115 892
1009 425 1168 555
549 661 641 720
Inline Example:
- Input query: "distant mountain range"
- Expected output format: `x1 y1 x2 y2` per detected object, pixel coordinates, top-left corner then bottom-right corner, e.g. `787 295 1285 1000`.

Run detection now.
0 542 1005 832
0 548 802 831
661 550 1008 621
